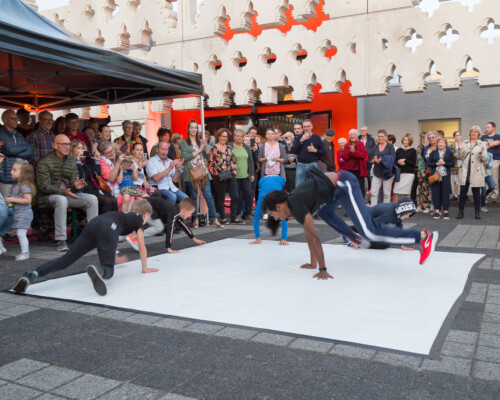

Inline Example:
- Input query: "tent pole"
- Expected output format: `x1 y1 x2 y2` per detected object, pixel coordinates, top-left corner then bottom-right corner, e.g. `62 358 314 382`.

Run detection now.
200 95 205 134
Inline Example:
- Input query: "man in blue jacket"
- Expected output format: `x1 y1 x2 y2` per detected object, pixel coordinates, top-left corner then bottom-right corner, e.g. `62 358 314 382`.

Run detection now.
0 110 34 197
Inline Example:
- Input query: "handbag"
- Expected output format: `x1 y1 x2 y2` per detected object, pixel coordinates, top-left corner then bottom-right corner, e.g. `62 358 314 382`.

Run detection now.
428 171 440 185
189 163 208 188
218 170 232 181
97 176 112 192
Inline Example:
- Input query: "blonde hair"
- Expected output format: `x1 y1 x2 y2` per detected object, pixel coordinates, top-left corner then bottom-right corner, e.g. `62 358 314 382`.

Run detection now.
130 199 152 216
70 140 87 157
469 125 482 136
12 161 36 197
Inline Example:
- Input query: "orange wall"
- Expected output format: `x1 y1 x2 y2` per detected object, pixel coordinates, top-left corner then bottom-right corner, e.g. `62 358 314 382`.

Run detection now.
171 81 357 145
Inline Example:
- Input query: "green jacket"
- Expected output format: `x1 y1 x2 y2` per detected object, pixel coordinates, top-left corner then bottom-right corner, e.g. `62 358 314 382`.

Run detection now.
36 151 79 207
179 140 212 182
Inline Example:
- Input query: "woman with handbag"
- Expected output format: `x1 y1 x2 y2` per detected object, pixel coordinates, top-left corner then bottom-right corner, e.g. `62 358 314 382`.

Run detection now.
180 120 222 228
370 130 396 206
70 140 118 214
209 128 243 225
457 126 488 219
393 133 417 202
427 138 455 220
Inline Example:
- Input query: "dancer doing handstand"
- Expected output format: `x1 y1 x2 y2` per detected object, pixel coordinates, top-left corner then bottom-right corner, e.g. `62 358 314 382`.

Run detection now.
261 167 438 280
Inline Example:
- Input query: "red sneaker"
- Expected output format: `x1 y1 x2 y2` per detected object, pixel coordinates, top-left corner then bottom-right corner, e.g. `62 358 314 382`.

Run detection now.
126 234 139 252
419 229 438 265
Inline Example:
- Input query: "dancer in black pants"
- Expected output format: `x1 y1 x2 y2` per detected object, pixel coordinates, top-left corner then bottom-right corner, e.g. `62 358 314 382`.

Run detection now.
13 199 157 296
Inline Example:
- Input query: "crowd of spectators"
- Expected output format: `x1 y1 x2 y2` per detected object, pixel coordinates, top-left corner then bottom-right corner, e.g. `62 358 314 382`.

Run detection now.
0 107 497 259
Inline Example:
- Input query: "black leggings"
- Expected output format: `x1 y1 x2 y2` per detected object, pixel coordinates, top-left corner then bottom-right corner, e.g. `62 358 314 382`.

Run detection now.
213 175 238 220
459 182 481 213
349 170 365 196
36 217 118 279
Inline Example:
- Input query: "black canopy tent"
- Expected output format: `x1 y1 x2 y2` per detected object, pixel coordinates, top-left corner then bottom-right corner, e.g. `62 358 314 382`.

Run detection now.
0 0 203 112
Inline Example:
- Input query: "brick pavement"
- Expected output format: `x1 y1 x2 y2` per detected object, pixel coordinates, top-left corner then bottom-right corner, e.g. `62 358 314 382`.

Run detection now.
0 203 499 399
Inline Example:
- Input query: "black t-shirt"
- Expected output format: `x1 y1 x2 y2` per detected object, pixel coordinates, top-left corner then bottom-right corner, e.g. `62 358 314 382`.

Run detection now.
287 166 335 225
101 211 144 236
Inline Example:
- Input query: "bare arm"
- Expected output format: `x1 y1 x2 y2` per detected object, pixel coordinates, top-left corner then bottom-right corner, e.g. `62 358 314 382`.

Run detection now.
302 214 333 280
137 228 158 273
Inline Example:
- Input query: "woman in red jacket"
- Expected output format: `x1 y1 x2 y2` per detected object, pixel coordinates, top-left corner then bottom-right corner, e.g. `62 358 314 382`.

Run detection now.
342 129 368 194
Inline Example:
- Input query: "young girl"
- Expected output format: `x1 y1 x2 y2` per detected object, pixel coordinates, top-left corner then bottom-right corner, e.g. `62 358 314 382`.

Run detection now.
119 154 148 212
4 161 35 261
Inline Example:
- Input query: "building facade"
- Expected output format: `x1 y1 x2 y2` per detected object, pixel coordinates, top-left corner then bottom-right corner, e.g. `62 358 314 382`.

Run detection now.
32 0 500 144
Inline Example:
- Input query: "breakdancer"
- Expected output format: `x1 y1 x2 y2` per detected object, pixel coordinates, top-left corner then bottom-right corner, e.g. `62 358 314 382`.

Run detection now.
13 199 157 296
261 167 438 280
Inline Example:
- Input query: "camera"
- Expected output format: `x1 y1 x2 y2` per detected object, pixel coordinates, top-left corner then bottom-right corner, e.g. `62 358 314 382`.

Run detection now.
83 151 94 157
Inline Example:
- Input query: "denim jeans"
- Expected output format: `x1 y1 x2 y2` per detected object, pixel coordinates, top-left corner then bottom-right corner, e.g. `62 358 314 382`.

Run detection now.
159 188 189 204
0 203 14 236
185 181 218 221
481 175 495 207
295 161 318 187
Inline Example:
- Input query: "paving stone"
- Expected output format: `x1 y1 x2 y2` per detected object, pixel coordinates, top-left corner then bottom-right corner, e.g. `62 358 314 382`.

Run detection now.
16 365 82 391
251 332 295 346
153 318 193 330
0 382 41 400
441 341 475 358
487 295 500 305
473 361 500 381
0 303 15 311
0 315 11 322
98 309 136 320
446 329 479 345
485 304 500 315
182 322 223 335
466 294 486 303
0 293 39 305
481 323 500 336
412 371 468 396
175 372 235 400
421 356 471 377
123 313 164 325
97 382 165 399
450 310 482 332
35 394 68 400
158 393 201 400
483 312 500 324
468 379 500 400
0 304 38 316
28 298 63 308
471 283 489 295
373 352 422 369
73 305 108 316
214 327 258 340
479 333 500 348
475 346 500 363
403 389 452 399
0 358 49 380
52 374 121 400
45 301 83 311
288 338 333 353
329 344 376 360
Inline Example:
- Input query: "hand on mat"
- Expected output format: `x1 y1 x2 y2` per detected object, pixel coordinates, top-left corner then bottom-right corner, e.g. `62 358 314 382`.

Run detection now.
313 270 333 280
300 263 316 269
142 267 159 273
249 238 261 245
400 245 416 251
193 238 206 245
115 255 128 264
279 239 289 246
167 248 180 254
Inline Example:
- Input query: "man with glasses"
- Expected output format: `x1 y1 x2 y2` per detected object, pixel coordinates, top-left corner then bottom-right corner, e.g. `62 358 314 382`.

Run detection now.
37 134 98 251
291 119 325 187
27 111 55 165
0 110 34 197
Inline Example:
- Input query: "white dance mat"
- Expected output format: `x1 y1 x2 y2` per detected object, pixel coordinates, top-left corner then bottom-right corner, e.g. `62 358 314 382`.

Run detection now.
25 239 482 356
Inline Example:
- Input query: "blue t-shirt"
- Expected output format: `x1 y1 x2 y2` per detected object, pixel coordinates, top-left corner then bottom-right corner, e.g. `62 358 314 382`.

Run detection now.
119 169 134 189
481 134 500 160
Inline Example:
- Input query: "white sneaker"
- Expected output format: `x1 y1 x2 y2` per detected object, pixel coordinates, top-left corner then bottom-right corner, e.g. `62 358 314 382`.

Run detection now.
416 207 422 213
481 207 489 213
423 208 430 214
15 253 30 261
0 239 6 254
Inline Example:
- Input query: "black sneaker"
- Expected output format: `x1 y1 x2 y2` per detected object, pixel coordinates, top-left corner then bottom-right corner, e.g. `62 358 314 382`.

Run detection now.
86 265 107 296
12 271 38 293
